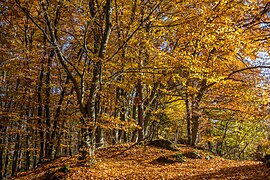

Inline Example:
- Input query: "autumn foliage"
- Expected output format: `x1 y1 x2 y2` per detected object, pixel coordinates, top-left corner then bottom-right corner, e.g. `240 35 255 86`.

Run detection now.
10 143 270 179
1 0 270 179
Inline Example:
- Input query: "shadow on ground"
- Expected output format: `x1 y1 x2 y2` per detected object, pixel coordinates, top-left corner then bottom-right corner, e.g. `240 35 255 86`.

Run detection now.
173 163 270 180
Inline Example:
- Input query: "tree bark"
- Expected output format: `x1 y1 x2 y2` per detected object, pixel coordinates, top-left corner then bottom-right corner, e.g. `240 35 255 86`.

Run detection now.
185 93 191 145
37 56 45 162
0 126 4 179
45 50 54 159
131 97 137 142
191 79 207 146
49 76 69 158
12 133 20 176
137 79 144 142
191 115 200 146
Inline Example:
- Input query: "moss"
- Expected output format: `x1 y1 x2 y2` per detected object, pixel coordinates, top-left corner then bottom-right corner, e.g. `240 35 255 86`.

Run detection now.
153 153 186 164
45 169 65 180
59 165 70 173
148 139 178 151
183 151 202 159
262 154 270 167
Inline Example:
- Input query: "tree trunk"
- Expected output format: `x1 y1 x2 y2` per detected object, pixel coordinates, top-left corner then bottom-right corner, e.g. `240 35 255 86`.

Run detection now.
50 76 69 158
0 148 2 180
4 148 9 178
12 133 20 176
137 79 144 142
25 132 30 170
191 115 200 146
0 126 4 179
131 99 137 142
37 57 45 162
95 127 103 147
185 93 191 145
113 86 120 144
95 65 103 147
33 129 38 167
118 105 126 142
45 50 53 159
191 79 207 146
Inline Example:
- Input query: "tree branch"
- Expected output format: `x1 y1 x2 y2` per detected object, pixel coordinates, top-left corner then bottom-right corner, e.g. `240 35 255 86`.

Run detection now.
105 0 164 63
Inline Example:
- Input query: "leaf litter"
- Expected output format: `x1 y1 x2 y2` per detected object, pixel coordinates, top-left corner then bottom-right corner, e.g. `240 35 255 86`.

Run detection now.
11 143 270 179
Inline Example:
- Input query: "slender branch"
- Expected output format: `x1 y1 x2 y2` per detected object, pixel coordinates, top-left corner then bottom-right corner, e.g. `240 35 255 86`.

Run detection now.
105 0 164 63
227 65 270 78
98 0 112 59
206 65 270 88
15 0 52 44
37 1 84 112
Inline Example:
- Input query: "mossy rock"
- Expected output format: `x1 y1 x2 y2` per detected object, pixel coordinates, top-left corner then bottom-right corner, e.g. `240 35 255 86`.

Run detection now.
153 153 186 164
205 155 215 160
183 151 202 159
171 153 186 162
44 165 70 180
148 139 178 151
154 156 175 164
59 165 70 173
44 169 65 180
262 154 270 167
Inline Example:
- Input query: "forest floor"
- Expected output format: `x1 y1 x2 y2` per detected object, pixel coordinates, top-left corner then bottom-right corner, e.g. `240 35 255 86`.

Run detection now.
10 143 270 180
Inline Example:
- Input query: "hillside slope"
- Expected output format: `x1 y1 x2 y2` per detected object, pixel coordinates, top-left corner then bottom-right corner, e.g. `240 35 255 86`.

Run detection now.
10 143 270 179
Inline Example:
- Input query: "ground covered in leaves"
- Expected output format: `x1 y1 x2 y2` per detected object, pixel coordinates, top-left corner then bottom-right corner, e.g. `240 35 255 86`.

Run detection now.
11 143 270 179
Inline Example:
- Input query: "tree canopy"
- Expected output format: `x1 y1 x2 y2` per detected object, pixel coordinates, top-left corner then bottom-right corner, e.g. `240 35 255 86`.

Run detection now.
0 0 270 178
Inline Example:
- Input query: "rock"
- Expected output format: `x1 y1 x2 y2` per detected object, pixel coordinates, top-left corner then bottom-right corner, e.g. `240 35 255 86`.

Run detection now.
183 151 202 159
153 153 186 164
148 139 178 151
45 169 64 180
262 154 270 167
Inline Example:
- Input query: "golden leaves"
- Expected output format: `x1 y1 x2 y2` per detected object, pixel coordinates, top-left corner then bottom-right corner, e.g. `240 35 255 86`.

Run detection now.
14 144 270 179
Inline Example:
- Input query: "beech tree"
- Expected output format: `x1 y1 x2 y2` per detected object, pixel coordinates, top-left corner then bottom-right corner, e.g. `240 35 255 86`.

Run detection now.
1 0 270 178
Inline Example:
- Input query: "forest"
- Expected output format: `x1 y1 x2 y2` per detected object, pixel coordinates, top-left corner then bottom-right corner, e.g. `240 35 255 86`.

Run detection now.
0 0 270 179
